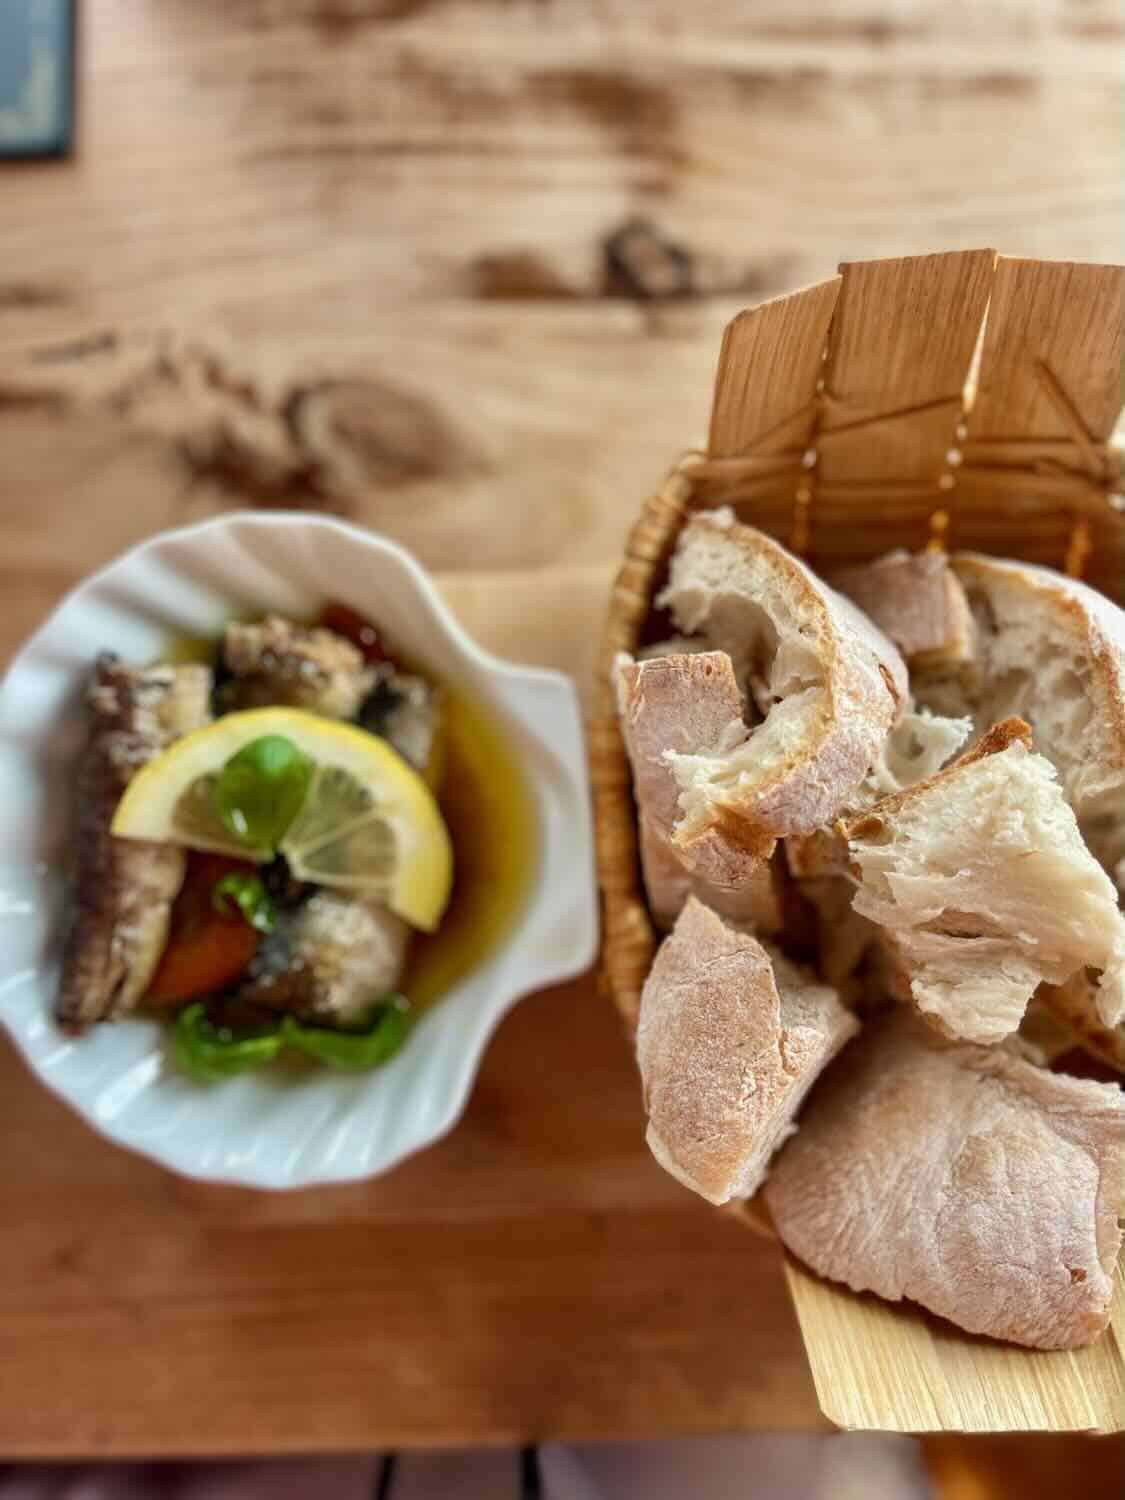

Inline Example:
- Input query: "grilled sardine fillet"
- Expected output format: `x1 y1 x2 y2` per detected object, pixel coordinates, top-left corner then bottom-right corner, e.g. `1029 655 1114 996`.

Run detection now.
225 616 446 778
57 655 213 1029
238 891 408 1026
222 616 376 720
359 666 445 777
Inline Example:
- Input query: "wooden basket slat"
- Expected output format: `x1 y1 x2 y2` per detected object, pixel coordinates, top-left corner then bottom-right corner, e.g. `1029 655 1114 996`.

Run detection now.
964 257 1125 449
817 249 996 486
784 1257 1125 1433
686 485 948 569
685 468 810 544
948 470 1125 603
662 481 1123 593
708 277 840 460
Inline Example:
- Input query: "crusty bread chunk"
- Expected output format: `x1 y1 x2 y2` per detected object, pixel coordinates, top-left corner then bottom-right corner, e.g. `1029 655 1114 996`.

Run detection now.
862 706 974 800
615 650 768 895
636 897 859 1205
915 555 1125 890
638 814 784 934
834 549 974 665
656 510 908 862
615 649 745 837
785 705 971 879
843 719 1125 1045
765 1012 1125 1350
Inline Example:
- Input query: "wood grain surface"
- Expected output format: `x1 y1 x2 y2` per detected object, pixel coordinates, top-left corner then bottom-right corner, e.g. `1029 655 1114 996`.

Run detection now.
1 0 1124 1458
816 249 995 485
785 1257 1125 1435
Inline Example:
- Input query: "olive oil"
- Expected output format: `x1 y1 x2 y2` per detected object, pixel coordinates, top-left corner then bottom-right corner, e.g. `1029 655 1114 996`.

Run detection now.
163 635 220 665
405 689 539 1010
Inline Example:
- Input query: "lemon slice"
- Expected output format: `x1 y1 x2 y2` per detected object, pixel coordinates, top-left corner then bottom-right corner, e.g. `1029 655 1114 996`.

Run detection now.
111 708 453 931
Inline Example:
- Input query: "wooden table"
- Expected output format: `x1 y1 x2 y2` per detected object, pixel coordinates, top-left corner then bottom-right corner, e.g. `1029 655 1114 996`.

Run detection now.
1 0 1122 1458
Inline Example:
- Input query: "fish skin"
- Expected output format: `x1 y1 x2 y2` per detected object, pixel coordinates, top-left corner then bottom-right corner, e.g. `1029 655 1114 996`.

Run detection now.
238 891 409 1026
221 616 375 720
56 655 212 1029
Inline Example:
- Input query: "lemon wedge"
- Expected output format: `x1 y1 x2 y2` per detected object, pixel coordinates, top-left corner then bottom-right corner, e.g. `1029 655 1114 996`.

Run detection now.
111 708 453 931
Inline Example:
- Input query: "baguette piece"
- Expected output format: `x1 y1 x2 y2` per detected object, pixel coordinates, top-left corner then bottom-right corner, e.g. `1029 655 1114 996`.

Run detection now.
843 719 1125 1045
834 549 974 665
916 555 1125 889
638 814 784 934
636 896 859 1205
656 510 908 862
765 1012 1125 1350
785 705 971 879
615 649 769 893
862 706 973 800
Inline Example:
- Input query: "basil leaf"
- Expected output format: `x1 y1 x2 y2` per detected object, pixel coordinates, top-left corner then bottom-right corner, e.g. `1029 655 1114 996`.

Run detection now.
212 872 277 934
212 735 313 852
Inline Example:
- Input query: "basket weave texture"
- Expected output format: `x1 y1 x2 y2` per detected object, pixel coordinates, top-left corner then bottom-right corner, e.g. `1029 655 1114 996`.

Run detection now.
592 251 1125 1029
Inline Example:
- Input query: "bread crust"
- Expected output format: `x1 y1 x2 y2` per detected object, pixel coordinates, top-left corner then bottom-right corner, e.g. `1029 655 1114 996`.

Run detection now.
953 554 1125 770
764 1013 1125 1350
940 554 1125 886
637 897 859 1205
615 649 770 891
657 511 908 863
842 716 1030 838
624 531 1125 1347
835 549 974 665
638 814 785 935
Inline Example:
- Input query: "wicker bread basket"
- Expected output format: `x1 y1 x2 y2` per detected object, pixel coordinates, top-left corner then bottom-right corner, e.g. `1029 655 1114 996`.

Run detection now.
591 252 1125 1433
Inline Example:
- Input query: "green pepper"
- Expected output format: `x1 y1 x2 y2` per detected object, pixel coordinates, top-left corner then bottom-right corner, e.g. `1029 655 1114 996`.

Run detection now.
174 1002 284 1082
282 997 412 1071
212 871 277 933
212 735 313 852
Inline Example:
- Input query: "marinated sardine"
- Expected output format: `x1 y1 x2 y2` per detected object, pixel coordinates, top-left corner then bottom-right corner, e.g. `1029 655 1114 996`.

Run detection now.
222 616 376 720
239 891 408 1025
57 655 213 1029
359 666 444 776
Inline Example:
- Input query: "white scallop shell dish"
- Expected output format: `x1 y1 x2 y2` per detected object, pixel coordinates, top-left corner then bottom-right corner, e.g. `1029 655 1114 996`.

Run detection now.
0 514 597 1188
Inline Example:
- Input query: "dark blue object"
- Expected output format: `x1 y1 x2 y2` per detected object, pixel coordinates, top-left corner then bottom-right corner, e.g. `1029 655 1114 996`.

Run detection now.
0 0 75 159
